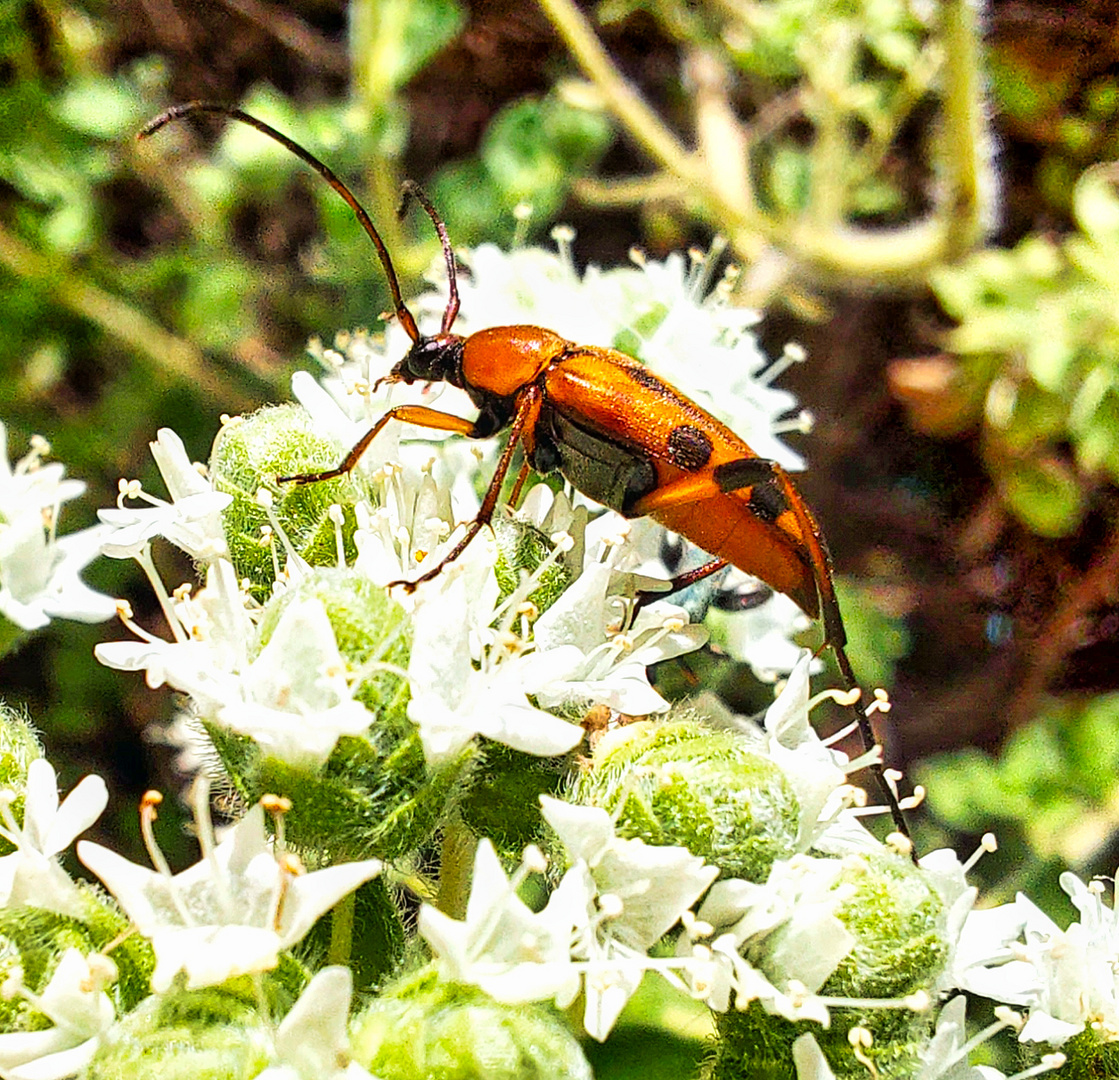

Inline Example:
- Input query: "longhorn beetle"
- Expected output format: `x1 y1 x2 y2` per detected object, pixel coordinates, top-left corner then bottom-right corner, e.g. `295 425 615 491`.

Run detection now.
140 102 910 844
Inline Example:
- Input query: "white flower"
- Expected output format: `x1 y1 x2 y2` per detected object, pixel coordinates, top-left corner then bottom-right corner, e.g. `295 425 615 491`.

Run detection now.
541 796 719 1039
969 871 1119 1047
0 948 116 1080
917 995 1009 1079
531 524 707 716
0 426 116 631
210 597 373 768
97 560 369 769
405 553 584 764
0 758 107 918
791 997 1011 1080
97 428 231 561
95 557 253 692
418 839 581 1007
351 460 482 593
0 515 115 631
78 802 381 992
255 967 375 1080
0 424 84 519
687 855 855 1024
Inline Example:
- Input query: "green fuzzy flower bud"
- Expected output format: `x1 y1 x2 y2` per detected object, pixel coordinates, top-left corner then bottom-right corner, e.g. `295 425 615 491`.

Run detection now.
492 516 571 616
204 567 472 862
571 717 799 882
712 853 949 1080
209 405 369 600
826 852 948 999
84 988 272 1080
807 851 947 1078
351 966 593 1080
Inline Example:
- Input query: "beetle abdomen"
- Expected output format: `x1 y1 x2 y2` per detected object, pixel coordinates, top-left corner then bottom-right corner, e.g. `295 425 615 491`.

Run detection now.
536 407 657 513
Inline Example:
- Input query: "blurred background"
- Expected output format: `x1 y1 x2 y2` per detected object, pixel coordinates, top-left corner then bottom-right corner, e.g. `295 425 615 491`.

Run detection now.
2 0 1119 975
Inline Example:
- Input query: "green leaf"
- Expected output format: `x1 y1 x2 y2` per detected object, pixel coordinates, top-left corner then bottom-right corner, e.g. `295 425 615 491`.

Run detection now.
1002 458 1084 537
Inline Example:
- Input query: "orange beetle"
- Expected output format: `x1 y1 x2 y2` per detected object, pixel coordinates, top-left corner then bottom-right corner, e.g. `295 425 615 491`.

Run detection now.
140 102 909 842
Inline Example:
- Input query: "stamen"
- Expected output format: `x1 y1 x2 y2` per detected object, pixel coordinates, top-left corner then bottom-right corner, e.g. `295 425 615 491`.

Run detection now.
139 792 176 881
192 777 235 923
133 544 188 644
513 203 533 248
962 833 998 874
114 599 160 644
847 1025 877 1076
886 831 914 858
810 686 862 712
771 409 816 436
550 224 576 272
262 793 292 851
865 688 892 716
759 342 809 386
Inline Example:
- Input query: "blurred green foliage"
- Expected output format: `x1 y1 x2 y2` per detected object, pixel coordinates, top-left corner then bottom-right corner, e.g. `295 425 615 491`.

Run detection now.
931 164 1119 537
919 693 1119 875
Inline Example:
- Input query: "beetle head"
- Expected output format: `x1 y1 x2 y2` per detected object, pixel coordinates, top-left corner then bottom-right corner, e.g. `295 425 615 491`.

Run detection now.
390 332 466 388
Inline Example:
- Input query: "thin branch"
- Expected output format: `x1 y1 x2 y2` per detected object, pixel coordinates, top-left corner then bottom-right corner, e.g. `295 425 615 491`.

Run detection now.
0 220 233 403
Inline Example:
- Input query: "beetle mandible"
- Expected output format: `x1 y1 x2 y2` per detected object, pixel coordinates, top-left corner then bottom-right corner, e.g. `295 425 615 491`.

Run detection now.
139 102 910 843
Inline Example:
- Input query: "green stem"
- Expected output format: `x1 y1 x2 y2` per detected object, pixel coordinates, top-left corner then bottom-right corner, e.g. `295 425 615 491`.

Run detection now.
436 816 477 920
536 0 765 261
328 891 356 966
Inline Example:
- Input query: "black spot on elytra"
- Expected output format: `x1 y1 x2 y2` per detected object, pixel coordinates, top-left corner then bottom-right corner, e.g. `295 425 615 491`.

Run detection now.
747 480 788 524
667 424 713 471
626 366 665 392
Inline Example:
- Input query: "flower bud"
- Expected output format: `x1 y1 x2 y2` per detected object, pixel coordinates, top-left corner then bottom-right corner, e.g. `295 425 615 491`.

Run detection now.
209 567 472 862
351 967 592 1080
571 716 799 882
492 515 572 616
209 405 368 599
801 851 949 1078
0 706 41 842
84 988 272 1080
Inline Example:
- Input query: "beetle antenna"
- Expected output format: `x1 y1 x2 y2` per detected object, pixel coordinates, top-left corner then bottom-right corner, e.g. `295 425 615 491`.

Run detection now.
397 180 460 336
138 101 421 344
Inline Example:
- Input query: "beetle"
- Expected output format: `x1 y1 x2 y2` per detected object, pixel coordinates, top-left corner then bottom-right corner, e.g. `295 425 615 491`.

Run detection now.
140 102 910 843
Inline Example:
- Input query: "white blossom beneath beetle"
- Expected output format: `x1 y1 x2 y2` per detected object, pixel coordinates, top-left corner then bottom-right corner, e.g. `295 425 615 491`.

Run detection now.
541 796 720 1040
405 549 585 764
419 839 581 1008
78 799 381 993
683 854 857 1025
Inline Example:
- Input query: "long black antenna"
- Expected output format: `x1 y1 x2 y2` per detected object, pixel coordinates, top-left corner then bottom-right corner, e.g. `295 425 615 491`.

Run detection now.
138 101 421 344
397 179 460 336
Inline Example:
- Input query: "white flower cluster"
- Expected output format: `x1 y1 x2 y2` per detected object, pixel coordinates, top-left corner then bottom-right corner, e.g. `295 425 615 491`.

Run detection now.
296 233 817 679
0 761 380 1080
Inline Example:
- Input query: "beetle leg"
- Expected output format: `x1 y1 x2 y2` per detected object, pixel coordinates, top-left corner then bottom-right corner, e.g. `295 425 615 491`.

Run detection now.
509 461 533 508
390 384 544 592
277 404 483 484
